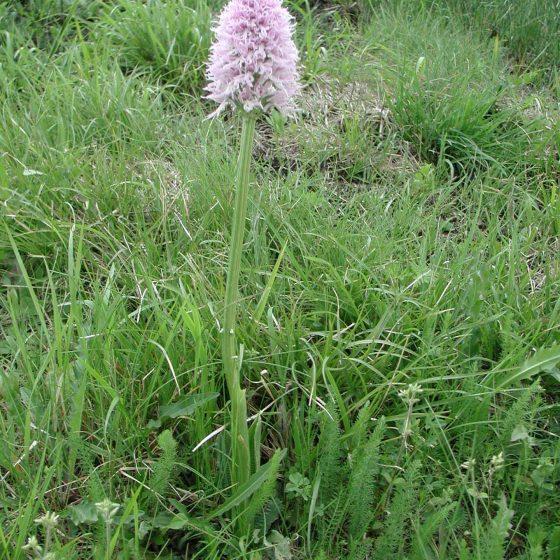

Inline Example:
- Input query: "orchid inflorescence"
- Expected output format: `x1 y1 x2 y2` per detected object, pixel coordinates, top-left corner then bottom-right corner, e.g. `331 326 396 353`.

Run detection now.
206 0 300 117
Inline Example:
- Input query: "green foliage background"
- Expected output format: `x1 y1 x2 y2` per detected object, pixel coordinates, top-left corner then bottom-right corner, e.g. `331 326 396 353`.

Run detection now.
0 0 559 558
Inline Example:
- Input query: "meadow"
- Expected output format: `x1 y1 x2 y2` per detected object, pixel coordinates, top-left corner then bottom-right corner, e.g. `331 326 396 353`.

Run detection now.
0 0 559 558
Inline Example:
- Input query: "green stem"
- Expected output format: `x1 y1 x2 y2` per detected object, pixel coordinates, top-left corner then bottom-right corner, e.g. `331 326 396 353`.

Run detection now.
222 114 256 526
45 526 52 555
105 522 111 560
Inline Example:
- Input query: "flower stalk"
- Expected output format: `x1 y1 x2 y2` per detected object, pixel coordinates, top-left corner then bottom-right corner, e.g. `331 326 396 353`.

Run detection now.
222 114 256 504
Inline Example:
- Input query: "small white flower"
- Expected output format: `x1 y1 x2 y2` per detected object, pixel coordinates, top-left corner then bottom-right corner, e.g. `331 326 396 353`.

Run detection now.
34 511 59 529
490 452 504 472
95 498 120 523
398 383 423 404
461 458 476 471
22 535 42 554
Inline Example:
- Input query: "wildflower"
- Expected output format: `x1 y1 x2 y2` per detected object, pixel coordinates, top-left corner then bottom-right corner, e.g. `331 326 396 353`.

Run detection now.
486 451 505 495
34 512 59 530
95 498 120 524
461 458 476 471
206 0 300 116
398 383 423 447
22 535 42 555
203 0 300 534
398 383 423 405
490 452 505 473
32 512 59 557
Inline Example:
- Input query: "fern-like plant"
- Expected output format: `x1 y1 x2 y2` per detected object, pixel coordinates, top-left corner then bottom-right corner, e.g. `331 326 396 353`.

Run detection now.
347 417 385 541
149 429 178 504
371 461 420 560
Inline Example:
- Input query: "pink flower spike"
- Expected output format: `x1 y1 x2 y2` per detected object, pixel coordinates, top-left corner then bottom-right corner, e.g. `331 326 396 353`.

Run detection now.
205 0 300 117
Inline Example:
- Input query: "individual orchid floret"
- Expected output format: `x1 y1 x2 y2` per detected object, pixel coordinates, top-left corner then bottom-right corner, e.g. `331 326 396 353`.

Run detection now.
206 0 300 117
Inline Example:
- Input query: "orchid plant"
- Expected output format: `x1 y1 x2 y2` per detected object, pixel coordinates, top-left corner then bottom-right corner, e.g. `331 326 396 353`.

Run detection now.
206 0 300 533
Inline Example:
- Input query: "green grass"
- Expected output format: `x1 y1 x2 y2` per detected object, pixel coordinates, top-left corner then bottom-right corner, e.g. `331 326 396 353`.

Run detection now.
419 0 560 90
100 0 213 94
1 0 560 558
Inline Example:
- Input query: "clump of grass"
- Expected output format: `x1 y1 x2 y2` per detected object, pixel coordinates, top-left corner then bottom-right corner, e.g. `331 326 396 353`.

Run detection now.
100 0 212 94
364 3 551 178
425 0 560 86
3 0 104 52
